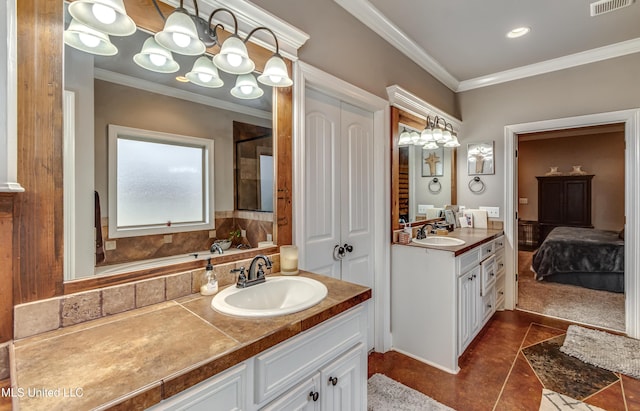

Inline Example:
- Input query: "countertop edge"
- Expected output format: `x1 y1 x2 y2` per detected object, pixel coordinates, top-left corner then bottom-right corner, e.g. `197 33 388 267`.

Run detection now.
393 229 504 256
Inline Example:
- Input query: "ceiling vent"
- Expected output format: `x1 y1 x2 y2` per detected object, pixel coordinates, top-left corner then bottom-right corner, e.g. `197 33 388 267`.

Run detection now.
590 0 635 16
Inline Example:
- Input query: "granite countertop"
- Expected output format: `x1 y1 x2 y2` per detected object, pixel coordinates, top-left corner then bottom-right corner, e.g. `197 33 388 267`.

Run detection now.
12 272 371 411
397 228 504 256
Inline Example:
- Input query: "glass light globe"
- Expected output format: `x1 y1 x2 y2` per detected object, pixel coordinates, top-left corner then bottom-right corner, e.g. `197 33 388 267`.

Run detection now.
149 53 167 67
79 32 101 48
240 85 253 95
226 53 243 68
92 3 117 25
197 72 213 83
172 32 191 48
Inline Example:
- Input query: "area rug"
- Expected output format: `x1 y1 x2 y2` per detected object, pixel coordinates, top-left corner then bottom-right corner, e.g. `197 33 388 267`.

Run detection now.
539 389 606 411
560 325 640 378
367 373 455 411
517 251 625 331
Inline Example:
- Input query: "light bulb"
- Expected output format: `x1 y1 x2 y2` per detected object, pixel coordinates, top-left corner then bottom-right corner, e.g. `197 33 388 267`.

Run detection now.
226 53 243 67
149 53 167 67
240 85 253 95
268 75 282 84
197 72 213 83
79 32 101 48
92 3 117 25
172 32 191 48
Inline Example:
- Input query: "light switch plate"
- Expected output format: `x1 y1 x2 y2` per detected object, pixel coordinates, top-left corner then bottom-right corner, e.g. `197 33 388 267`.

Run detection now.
209 230 216 238
519 198 529 205
105 240 116 251
241 229 247 238
163 235 173 244
418 204 429 214
479 206 500 218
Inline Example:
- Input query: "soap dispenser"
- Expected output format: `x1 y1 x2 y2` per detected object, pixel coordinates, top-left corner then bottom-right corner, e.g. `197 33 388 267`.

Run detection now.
200 258 218 296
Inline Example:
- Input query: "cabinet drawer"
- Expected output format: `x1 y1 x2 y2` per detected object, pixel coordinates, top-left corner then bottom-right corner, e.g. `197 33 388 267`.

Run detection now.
481 288 496 322
495 252 505 275
494 235 505 252
458 248 481 275
480 255 496 296
254 306 366 403
480 241 495 260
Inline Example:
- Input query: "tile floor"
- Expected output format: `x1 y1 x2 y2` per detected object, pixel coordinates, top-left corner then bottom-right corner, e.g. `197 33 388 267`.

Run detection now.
368 310 640 410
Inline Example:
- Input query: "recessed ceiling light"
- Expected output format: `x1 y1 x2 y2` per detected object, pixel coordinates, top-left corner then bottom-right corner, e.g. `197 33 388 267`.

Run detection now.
506 27 530 39
176 75 189 83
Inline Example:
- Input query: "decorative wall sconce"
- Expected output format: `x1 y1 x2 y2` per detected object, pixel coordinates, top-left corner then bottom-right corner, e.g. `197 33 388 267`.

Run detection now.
398 115 460 148
64 0 292 99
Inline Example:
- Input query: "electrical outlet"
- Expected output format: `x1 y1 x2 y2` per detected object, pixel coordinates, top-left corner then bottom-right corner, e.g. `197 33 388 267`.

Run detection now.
418 204 431 214
209 230 216 238
519 198 529 205
241 229 246 238
479 206 500 218
163 235 173 244
105 240 116 251
266 233 272 241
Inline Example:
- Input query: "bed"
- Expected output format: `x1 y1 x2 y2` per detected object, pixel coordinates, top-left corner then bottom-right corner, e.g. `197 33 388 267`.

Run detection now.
531 226 624 293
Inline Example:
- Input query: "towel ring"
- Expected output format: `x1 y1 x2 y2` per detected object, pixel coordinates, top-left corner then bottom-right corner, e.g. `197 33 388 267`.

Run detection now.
428 177 442 194
468 176 485 194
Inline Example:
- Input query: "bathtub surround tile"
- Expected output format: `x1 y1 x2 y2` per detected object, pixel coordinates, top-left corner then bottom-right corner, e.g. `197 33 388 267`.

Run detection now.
136 278 166 308
102 284 135 316
0 342 9 380
61 290 102 327
166 272 192 300
14 298 61 339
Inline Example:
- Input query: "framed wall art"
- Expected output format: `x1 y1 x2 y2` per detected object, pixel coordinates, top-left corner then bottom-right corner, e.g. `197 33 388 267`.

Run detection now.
422 147 444 177
467 142 494 175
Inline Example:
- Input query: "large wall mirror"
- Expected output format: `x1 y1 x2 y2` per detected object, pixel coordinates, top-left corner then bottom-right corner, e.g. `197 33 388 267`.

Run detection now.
63 3 279 281
391 106 457 232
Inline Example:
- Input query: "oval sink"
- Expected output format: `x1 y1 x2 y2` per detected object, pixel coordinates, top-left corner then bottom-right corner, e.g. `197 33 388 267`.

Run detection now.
211 276 328 318
412 236 466 246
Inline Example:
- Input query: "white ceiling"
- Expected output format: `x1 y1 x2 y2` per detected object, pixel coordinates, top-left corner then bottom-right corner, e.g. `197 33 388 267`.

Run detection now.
335 0 640 91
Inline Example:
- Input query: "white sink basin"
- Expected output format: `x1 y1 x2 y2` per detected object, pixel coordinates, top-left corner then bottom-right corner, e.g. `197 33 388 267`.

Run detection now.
211 276 328 318
412 236 466 246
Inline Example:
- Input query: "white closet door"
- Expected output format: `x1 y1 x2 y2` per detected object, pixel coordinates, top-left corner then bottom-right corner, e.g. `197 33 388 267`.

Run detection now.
303 89 342 279
339 102 374 291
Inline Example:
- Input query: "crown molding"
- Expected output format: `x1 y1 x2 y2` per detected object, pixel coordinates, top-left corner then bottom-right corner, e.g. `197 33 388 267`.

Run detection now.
163 0 309 61
333 0 459 91
458 37 640 92
94 68 272 120
386 85 462 128
334 0 640 93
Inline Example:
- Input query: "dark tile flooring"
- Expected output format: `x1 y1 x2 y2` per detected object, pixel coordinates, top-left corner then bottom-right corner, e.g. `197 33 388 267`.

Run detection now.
368 310 640 410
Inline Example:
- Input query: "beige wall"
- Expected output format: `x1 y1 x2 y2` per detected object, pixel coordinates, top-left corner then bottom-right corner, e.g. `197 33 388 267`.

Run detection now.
457 53 640 213
518 132 625 231
258 0 459 118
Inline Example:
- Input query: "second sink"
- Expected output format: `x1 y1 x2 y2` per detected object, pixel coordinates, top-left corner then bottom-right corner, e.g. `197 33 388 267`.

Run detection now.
211 276 328 317
412 236 466 246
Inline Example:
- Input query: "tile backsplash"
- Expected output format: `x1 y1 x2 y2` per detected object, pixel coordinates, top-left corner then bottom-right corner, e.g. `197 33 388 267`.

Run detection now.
14 253 280 341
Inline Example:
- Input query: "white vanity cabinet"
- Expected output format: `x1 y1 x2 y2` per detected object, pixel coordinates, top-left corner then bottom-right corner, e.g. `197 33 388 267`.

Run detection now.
391 237 500 374
149 305 367 411
494 235 506 309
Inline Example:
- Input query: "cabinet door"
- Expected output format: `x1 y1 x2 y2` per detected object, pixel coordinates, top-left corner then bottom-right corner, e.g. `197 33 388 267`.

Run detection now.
564 179 591 226
261 375 320 411
538 179 564 224
320 344 365 411
458 266 480 355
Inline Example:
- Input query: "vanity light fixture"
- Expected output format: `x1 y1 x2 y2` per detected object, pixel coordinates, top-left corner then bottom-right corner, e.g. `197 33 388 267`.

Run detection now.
230 74 264 99
133 37 180 73
398 116 460 148
186 56 224 88
67 0 136 36
64 19 118 56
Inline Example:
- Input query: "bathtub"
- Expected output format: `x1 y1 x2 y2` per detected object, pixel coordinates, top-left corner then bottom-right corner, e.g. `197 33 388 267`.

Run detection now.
94 245 270 277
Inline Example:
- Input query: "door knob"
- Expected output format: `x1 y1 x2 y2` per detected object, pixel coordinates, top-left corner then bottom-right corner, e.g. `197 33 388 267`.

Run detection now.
344 244 354 253
333 244 346 260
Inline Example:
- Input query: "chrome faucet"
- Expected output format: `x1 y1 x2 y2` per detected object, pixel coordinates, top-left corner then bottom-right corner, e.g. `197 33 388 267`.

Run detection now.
233 255 272 288
210 242 224 254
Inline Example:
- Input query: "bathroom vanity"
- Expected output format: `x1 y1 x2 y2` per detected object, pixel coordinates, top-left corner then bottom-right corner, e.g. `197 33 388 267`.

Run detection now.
11 272 370 410
391 228 505 373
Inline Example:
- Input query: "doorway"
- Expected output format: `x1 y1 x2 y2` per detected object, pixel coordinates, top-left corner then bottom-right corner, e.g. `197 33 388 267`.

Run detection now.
515 124 625 331
503 108 640 339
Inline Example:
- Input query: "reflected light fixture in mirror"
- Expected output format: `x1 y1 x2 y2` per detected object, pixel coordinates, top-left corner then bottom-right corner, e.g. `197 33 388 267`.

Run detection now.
63 0 293 99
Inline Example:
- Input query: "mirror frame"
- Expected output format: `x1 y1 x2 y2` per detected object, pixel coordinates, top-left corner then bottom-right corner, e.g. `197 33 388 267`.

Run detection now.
390 106 457 233
15 0 293 302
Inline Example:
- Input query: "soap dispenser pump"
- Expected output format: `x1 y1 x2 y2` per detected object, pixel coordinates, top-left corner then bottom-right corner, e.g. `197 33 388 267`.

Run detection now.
200 258 218 296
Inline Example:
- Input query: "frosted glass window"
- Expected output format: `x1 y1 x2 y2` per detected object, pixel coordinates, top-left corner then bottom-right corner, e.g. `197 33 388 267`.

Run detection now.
108 125 214 238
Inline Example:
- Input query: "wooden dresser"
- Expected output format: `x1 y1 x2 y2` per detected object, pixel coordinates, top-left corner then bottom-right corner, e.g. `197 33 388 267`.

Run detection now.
536 175 594 244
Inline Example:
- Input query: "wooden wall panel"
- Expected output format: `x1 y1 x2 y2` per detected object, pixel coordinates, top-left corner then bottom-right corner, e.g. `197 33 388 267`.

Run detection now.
274 81 293 246
15 0 64 303
0 194 15 342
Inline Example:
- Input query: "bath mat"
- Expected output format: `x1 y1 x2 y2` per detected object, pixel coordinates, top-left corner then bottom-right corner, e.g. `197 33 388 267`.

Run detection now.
560 325 640 378
539 389 606 411
367 373 455 411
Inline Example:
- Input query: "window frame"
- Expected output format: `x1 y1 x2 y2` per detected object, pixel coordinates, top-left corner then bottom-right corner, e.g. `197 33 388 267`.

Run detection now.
107 124 215 239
